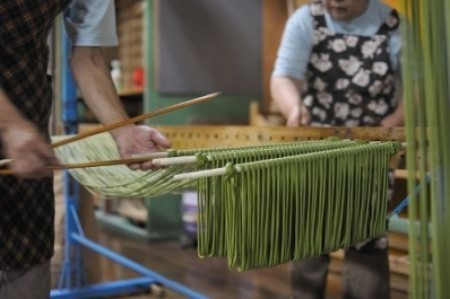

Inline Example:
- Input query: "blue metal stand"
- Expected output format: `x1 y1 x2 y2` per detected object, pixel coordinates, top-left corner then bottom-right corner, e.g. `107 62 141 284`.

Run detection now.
51 33 207 299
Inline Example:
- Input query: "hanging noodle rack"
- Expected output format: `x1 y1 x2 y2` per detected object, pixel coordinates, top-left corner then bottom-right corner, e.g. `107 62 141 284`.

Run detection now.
0 105 408 271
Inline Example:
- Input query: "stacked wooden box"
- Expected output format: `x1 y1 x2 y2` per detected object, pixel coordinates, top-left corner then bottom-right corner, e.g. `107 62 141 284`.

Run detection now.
116 0 144 91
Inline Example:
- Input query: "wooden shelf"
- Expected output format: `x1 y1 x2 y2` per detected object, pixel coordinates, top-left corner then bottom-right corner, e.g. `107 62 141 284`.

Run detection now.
395 169 408 179
331 250 409 276
77 88 143 101
395 169 422 180
118 88 144 97
116 199 148 223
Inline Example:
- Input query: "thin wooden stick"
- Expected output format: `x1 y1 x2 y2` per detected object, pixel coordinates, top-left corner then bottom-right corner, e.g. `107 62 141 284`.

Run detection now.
152 156 198 166
173 166 237 180
0 151 170 172
131 152 169 159
173 150 403 181
51 92 220 148
0 156 157 175
0 159 12 167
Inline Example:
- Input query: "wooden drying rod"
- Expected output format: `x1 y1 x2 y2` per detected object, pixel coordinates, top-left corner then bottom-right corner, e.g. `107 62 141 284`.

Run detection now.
0 92 220 176
172 143 406 181
0 152 169 175
51 92 220 148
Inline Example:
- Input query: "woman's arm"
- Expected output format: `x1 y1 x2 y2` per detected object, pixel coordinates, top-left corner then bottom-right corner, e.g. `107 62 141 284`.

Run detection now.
270 76 310 126
271 6 313 127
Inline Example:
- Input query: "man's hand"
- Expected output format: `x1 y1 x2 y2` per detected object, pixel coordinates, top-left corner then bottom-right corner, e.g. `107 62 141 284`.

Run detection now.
286 105 311 127
111 125 171 170
70 48 171 170
2 121 58 178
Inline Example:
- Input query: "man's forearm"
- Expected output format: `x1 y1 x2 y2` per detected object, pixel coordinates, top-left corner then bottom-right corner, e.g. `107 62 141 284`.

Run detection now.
70 47 130 127
270 76 303 118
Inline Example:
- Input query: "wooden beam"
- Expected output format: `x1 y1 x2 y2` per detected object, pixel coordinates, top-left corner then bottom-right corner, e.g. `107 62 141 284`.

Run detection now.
262 0 288 113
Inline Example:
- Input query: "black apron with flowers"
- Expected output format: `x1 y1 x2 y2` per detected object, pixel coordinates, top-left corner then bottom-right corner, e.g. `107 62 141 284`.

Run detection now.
302 1 399 252
303 0 400 127
0 0 70 270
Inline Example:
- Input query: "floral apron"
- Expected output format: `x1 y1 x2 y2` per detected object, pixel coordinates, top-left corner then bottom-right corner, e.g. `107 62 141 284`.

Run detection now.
303 0 399 251
303 0 400 127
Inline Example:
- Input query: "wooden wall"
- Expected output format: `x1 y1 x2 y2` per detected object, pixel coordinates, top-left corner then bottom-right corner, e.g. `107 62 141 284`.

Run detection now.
262 0 287 113
261 0 309 113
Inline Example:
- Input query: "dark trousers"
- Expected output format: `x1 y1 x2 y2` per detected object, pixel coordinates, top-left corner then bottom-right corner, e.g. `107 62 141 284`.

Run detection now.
291 237 390 299
0 261 50 299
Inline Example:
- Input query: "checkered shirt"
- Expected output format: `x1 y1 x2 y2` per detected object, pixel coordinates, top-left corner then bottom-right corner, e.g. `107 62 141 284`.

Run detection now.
0 0 70 270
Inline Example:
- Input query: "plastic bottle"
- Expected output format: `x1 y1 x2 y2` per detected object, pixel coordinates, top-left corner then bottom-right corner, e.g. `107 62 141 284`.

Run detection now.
110 60 122 91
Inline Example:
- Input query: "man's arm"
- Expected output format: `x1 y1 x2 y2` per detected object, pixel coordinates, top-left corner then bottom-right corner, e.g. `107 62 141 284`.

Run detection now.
70 47 130 126
70 47 170 170
270 76 310 127
0 89 57 177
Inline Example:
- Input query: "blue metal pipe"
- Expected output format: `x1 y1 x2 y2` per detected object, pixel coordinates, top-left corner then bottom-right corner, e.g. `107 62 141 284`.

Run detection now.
56 17 206 299
390 174 431 217
51 277 155 299
58 23 83 290
70 205 85 237
71 233 208 299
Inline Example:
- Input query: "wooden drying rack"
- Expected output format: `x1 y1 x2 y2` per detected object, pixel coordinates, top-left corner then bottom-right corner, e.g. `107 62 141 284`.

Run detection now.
74 124 407 168
153 125 405 148
152 125 406 169
0 124 406 175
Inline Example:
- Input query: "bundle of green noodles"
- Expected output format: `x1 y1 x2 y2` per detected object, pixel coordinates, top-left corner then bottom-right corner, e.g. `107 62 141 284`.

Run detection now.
196 139 362 258
52 134 356 198
52 133 195 197
196 141 399 270
52 133 311 197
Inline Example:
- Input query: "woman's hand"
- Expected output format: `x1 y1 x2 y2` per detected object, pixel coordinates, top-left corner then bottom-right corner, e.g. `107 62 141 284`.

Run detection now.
381 100 404 127
286 105 311 127
2 121 58 178
380 112 404 127
111 125 171 170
